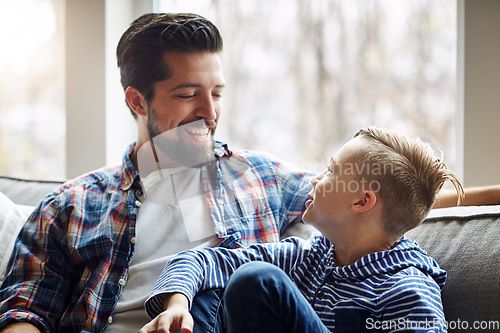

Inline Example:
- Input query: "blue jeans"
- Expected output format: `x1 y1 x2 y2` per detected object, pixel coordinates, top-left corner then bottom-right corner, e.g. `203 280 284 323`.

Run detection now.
223 261 330 333
191 262 376 333
190 288 226 333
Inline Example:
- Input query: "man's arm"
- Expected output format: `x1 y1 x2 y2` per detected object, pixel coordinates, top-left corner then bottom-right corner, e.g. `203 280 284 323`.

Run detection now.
0 193 77 332
434 185 500 208
0 322 41 333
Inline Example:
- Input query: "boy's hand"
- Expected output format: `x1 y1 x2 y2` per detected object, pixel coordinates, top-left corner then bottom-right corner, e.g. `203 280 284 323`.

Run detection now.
139 293 193 333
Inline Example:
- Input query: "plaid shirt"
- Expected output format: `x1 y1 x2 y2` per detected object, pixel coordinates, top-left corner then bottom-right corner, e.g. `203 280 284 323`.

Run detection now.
0 142 312 333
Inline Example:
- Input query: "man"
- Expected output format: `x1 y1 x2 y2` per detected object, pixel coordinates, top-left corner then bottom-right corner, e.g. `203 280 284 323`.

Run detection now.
0 13 312 333
0 13 498 333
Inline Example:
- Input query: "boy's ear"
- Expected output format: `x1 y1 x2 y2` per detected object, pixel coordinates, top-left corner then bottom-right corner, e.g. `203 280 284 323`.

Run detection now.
125 86 148 117
351 191 377 213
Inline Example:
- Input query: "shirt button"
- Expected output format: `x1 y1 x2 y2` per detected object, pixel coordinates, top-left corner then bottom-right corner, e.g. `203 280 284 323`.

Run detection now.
130 237 137 244
108 316 113 324
135 200 142 207
118 278 126 286
317 291 325 299
327 276 335 285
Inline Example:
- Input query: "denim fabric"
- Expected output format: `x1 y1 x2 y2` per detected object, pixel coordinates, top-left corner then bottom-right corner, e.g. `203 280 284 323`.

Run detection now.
191 288 226 333
223 262 330 333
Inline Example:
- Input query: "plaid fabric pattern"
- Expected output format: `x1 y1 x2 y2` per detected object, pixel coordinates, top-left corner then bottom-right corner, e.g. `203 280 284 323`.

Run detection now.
0 142 312 333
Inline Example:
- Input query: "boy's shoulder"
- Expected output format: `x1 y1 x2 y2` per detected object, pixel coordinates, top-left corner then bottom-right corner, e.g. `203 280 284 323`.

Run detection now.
375 237 447 290
281 232 330 246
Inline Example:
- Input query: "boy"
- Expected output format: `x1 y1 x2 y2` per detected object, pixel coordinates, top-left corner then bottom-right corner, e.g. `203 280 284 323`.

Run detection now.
140 127 464 333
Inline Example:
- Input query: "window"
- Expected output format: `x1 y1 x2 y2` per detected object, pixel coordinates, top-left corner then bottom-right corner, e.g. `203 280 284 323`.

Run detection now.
0 0 65 179
0 0 459 180
156 0 457 173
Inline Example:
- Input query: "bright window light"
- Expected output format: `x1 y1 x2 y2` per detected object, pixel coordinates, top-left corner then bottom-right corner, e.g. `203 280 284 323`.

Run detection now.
156 0 457 173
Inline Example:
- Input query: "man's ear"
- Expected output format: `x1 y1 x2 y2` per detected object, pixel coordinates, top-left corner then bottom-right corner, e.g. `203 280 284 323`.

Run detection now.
125 86 148 117
351 191 377 213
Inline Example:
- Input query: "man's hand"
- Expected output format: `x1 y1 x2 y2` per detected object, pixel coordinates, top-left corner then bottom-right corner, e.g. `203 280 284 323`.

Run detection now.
434 185 500 208
139 293 193 333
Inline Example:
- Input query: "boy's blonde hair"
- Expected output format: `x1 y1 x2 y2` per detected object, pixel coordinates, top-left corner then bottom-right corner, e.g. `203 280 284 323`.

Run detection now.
353 127 464 237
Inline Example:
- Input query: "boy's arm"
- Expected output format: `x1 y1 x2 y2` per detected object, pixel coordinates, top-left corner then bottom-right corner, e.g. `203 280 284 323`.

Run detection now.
379 279 446 333
434 185 500 208
144 237 309 319
139 293 193 333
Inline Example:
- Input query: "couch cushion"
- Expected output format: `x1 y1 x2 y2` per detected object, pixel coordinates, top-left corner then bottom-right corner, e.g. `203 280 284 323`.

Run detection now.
0 175 63 206
406 205 500 331
0 191 35 283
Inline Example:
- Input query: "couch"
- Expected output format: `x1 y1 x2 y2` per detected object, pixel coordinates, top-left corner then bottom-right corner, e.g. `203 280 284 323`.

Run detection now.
1 175 499 332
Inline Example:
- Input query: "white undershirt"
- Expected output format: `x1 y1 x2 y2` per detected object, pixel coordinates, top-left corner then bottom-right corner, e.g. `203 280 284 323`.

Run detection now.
107 167 219 333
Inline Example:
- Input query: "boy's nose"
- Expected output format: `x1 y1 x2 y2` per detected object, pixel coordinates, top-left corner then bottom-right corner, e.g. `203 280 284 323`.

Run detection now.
311 174 321 187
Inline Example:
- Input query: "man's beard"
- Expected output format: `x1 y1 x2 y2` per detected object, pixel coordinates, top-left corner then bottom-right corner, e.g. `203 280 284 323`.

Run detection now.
146 108 217 168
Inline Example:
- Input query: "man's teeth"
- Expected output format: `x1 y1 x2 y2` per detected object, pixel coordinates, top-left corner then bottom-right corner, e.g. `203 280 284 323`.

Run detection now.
186 127 210 137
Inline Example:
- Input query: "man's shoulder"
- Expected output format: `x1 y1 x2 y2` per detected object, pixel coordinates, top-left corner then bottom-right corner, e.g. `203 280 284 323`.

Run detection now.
54 165 123 197
24 165 125 218
214 142 313 194
231 149 279 166
216 142 301 171
215 141 275 161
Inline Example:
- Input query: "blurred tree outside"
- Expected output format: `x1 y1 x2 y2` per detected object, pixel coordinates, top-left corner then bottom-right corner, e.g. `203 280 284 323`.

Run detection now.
0 0 65 179
0 0 457 179
159 0 457 173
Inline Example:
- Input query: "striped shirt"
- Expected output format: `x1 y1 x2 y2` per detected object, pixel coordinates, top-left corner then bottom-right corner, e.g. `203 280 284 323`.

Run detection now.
0 141 312 333
146 234 448 333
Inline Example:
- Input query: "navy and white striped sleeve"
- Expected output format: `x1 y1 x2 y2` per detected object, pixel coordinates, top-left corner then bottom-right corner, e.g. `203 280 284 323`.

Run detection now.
378 275 447 332
144 236 315 319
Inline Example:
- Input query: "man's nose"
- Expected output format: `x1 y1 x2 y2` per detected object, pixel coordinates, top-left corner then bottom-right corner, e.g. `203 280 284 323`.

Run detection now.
194 93 218 120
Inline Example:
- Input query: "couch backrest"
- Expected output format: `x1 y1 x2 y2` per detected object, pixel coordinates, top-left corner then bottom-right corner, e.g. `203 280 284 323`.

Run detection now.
407 205 500 332
0 176 64 206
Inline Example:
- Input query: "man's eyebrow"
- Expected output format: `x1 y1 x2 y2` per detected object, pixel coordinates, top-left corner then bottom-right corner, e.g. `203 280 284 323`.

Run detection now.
169 83 225 92
169 84 200 92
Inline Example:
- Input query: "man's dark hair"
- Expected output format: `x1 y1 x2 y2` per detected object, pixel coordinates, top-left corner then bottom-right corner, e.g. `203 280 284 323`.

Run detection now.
116 13 224 117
